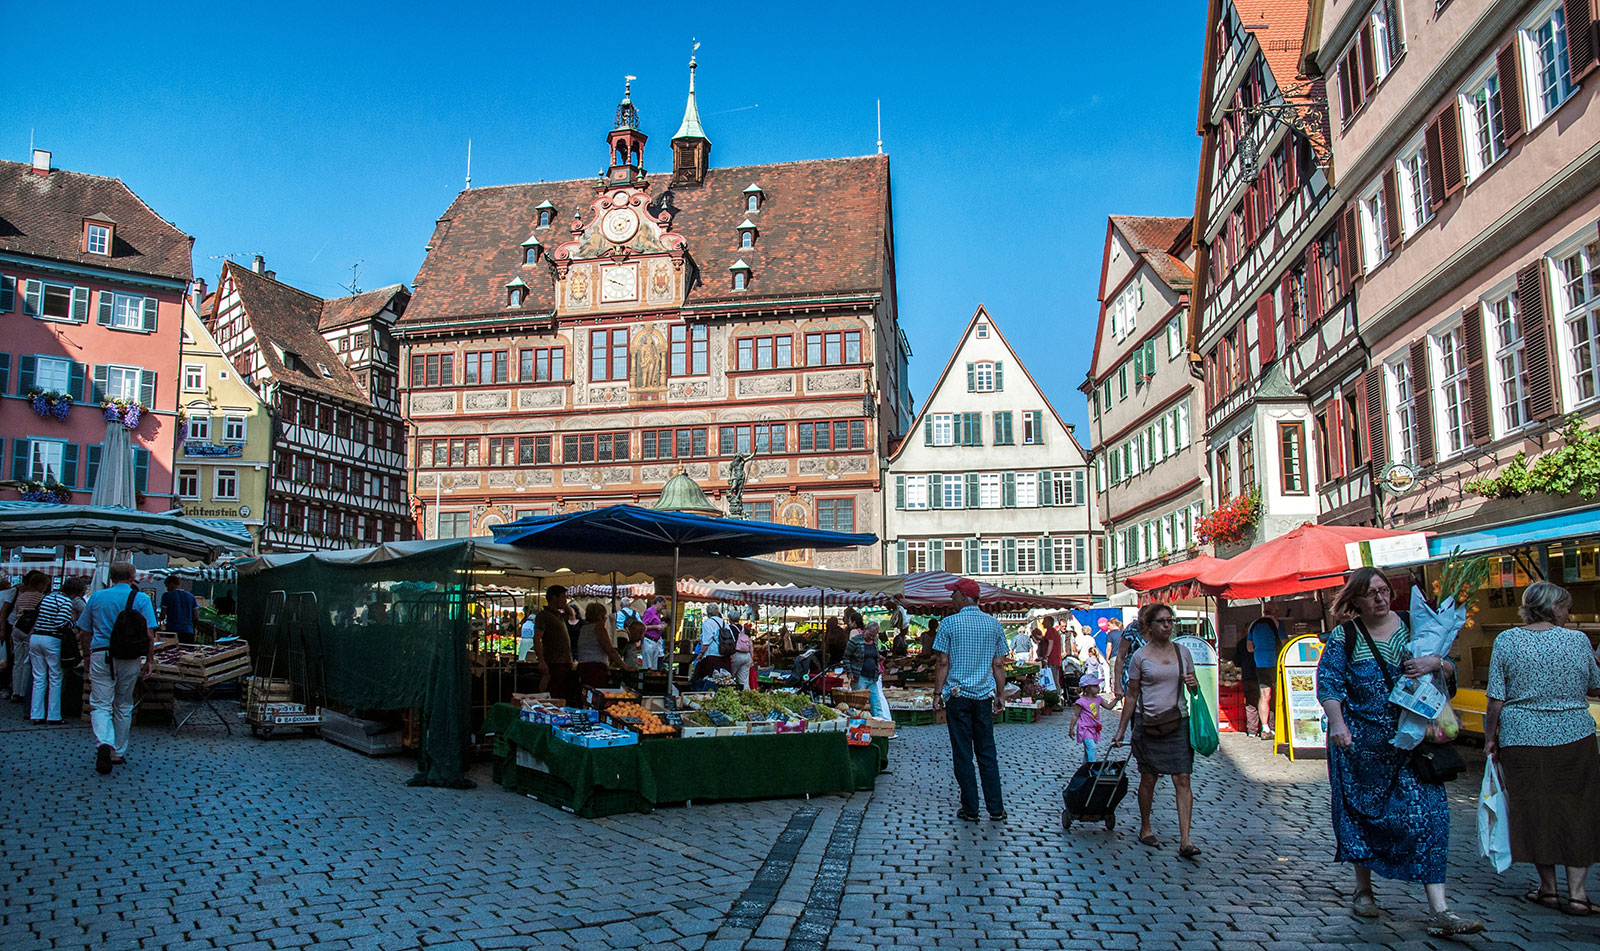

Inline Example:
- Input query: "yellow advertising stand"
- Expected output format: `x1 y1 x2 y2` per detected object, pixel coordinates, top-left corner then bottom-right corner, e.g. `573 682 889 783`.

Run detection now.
1275 634 1327 762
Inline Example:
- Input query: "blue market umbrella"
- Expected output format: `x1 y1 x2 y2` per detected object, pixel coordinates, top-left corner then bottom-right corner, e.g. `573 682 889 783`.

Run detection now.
491 504 877 690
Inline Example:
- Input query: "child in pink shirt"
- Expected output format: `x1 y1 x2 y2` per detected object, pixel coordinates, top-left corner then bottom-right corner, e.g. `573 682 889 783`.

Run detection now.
1075 672 1113 761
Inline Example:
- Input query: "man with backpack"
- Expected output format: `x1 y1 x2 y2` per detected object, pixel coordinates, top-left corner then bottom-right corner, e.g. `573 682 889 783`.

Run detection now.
74 562 157 775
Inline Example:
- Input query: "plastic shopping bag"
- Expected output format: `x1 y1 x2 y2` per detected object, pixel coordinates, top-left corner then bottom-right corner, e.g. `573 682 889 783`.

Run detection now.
1478 763 1513 872
1187 686 1219 757
1037 667 1058 692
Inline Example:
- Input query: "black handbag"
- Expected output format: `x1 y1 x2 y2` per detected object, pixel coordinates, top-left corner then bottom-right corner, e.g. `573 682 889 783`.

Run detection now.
1348 619 1465 784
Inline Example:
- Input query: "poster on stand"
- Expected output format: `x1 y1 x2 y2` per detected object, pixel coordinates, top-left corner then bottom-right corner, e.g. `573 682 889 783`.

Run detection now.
1278 635 1326 760
1174 635 1218 726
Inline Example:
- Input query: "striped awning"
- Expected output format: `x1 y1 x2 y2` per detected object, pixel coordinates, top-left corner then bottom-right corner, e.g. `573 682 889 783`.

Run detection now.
147 565 238 582
709 586 891 608
1 560 152 582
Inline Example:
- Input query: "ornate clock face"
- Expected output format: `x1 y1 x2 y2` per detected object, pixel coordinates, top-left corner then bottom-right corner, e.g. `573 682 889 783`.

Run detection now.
601 208 639 243
600 263 637 302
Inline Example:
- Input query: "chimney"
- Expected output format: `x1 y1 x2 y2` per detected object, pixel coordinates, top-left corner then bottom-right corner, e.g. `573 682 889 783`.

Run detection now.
265 270 276 281
190 278 207 313
30 149 51 175
252 254 266 274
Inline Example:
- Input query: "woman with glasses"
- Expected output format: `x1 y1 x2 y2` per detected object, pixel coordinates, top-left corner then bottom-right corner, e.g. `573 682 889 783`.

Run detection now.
1109 602 1202 858
1318 567 1483 937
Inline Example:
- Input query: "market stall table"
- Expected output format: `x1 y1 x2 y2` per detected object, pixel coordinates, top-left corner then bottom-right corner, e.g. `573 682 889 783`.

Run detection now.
482 704 886 818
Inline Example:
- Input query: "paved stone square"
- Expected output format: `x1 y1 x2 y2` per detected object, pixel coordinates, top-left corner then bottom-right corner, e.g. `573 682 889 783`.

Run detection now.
2 699 1595 951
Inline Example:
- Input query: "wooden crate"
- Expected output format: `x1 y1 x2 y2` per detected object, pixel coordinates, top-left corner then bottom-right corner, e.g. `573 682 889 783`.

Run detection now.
153 643 251 686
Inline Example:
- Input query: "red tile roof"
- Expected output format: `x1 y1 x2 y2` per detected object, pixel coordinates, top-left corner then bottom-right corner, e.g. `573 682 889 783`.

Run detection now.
1242 0 1312 87
0 159 192 283
402 155 890 326
1109 215 1194 289
319 283 409 331
221 263 374 404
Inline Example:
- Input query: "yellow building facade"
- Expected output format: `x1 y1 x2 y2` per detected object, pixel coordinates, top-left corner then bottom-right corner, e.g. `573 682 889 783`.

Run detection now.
175 301 270 550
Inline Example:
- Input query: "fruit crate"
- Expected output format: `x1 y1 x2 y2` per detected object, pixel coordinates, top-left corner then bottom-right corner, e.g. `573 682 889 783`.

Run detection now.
1003 706 1040 724
515 766 651 818
890 708 937 727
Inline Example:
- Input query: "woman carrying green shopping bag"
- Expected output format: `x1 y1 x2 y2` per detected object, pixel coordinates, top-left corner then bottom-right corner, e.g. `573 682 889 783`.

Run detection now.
1110 602 1204 859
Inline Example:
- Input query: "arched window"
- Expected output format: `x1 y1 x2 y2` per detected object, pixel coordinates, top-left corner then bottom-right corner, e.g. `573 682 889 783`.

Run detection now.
733 272 748 291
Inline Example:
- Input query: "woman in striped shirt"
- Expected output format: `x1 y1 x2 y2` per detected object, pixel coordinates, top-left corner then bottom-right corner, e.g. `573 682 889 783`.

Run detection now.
28 574 82 725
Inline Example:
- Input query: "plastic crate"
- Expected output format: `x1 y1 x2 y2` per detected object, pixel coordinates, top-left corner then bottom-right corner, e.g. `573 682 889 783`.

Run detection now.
891 708 937 726
1003 706 1039 723
515 766 651 818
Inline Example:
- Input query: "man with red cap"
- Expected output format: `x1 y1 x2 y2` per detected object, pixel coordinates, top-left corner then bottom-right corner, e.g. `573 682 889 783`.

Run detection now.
932 577 1010 821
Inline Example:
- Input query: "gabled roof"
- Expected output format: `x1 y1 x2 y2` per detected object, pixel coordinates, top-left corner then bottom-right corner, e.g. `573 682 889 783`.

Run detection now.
888 304 1085 463
1245 0 1313 94
0 159 192 282
402 154 890 326
219 263 372 404
1108 215 1194 291
318 283 409 331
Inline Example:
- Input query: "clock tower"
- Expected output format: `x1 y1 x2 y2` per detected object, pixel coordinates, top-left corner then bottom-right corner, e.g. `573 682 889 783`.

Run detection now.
607 78 647 186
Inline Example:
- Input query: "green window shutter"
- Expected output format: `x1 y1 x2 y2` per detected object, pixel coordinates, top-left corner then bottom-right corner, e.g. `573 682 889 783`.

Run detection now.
895 474 906 510
964 473 978 506
994 361 1004 391
97 290 113 325
930 538 944 568
71 287 90 322
1073 470 1085 505
1039 470 1054 506
924 416 934 445
69 362 86 402
139 370 156 408
930 473 943 509
91 366 108 403
22 280 42 316
134 448 150 493
895 539 907 574
61 443 79 488
1040 536 1055 572
966 362 976 392
0 275 13 311
1034 411 1045 443
1002 537 1017 574
18 355 36 394
141 297 158 332
1002 471 1016 507
1075 537 1087 572
964 537 979 573
12 439 29 480
85 445 101 491
1134 346 1144 380
0 353 9 393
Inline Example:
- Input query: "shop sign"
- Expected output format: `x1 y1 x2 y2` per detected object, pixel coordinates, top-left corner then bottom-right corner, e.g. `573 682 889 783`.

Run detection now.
1375 462 1416 495
1174 634 1218 729
180 504 247 518
1277 635 1326 761
1345 532 1430 569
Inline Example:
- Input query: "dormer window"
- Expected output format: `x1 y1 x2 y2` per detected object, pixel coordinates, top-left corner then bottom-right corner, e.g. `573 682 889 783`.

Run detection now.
730 259 751 291
522 235 543 265
738 219 758 250
976 323 989 338
744 184 763 212
535 200 555 228
506 277 529 308
83 218 113 255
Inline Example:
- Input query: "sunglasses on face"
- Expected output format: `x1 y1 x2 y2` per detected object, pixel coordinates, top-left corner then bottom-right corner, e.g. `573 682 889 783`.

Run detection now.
1150 617 1176 625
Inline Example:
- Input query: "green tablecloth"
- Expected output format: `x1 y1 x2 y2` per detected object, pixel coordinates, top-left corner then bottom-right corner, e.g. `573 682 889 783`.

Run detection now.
482 703 885 814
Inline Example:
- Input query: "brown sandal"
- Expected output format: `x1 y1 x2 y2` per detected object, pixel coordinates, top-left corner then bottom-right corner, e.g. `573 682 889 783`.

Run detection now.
1524 888 1561 909
1559 898 1595 917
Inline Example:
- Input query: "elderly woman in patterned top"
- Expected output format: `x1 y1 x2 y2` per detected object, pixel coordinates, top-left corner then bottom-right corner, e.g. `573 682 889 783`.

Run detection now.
1317 567 1484 937
1484 582 1600 917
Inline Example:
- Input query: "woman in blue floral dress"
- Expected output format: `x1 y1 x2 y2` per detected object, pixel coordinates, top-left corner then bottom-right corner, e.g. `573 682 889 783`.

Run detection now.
1317 567 1484 937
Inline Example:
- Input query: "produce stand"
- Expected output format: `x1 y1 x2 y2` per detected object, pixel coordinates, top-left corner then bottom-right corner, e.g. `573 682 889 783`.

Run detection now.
483 703 886 817
150 641 253 735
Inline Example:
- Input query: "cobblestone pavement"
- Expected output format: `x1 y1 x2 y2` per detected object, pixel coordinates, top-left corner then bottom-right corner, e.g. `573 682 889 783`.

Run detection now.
2 698 1595 951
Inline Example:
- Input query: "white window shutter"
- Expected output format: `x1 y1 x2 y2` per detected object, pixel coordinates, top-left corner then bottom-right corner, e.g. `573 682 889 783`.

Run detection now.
23 280 42 316
97 290 114 325
71 287 90 322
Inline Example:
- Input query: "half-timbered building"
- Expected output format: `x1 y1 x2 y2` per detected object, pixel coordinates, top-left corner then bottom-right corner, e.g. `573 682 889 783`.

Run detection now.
396 68 909 572
204 259 412 552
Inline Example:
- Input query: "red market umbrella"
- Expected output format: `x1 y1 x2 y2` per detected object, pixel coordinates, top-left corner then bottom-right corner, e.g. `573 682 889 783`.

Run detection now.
901 570 1082 615
1193 523 1418 600
1124 555 1229 592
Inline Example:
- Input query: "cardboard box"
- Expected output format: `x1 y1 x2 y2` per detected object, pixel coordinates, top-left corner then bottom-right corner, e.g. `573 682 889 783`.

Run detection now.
863 717 896 738
747 722 776 735
681 725 717 738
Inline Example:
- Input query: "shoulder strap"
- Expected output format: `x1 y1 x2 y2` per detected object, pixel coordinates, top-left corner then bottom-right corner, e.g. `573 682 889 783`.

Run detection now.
1350 616 1397 691
125 587 139 612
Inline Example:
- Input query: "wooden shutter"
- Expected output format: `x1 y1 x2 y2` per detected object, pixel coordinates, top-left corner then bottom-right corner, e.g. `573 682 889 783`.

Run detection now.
141 297 158 332
966 362 976 392
1001 471 1016 508
964 472 979 506
1364 364 1387 465
1076 537 1087 572
85 445 101 493
1305 242 1324 321
1358 23 1378 93
1438 104 1464 197
0 353 9 394
994 361 1004 391
1381 168 1402 250
1074 470 1085 504
61 444 78 488
91 365 108 403
134 448 150 493
18 355 35 394
1002 538 1017 574
0 275 13 312
1284 138 1300 193
139 370 156 408
97 290 113 325
924 416 933 445
1460 305 1493 446
930 538 944 568
895 539 907 574
1039 536 1054 573
930 473 943 509
1038 470 1054 506
1256 294 1277 365
11 439 29 480
1424 116 1447 211
1497 41 1525 145
1341 203 1363 286
1337 54 1356 123
964 537 979 573
1408 339 1435 466
69 362 86 402
70 287 90 322
895 474 906 510
22 279 41 316
1567 0 1599 82
1518 260 1558 421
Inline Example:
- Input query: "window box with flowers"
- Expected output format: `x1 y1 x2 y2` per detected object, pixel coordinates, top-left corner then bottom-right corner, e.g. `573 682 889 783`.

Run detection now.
1465 417 1600 501
103 398 145 431
1195 487 1262 548
27 388 74 422
16 479 73 503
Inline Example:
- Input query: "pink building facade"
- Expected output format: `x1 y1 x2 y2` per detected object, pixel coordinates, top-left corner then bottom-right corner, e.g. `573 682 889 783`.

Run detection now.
0 152 191 511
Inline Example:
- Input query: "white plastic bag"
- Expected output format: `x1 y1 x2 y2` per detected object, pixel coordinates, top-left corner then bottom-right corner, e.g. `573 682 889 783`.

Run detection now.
1037 667 1058 692
1478 763 1513 873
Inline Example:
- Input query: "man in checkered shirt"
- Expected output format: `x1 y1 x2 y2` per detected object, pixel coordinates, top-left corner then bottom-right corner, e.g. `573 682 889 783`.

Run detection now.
932 578 1010 821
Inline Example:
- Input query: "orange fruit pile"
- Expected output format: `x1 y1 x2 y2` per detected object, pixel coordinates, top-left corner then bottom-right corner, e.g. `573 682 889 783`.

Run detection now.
608 702 674 735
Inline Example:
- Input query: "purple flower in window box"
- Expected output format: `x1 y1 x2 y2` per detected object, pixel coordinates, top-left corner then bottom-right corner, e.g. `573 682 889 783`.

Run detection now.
103 399 145 431
26 388 72 421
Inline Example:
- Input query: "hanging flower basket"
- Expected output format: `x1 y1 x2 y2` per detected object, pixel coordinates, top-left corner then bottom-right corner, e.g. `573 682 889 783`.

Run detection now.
1195 487 1263 548
176 411 189 443
103 398 145 431
26 388 73 422
17 480 72 504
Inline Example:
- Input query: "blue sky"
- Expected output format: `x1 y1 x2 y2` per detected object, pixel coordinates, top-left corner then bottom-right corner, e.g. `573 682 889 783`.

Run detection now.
3 1 1206 444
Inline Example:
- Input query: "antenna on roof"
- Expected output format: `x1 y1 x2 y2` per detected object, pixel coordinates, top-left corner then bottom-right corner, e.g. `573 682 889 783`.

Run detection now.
341 261 364 296
465 139 472 190
876 100 883 155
